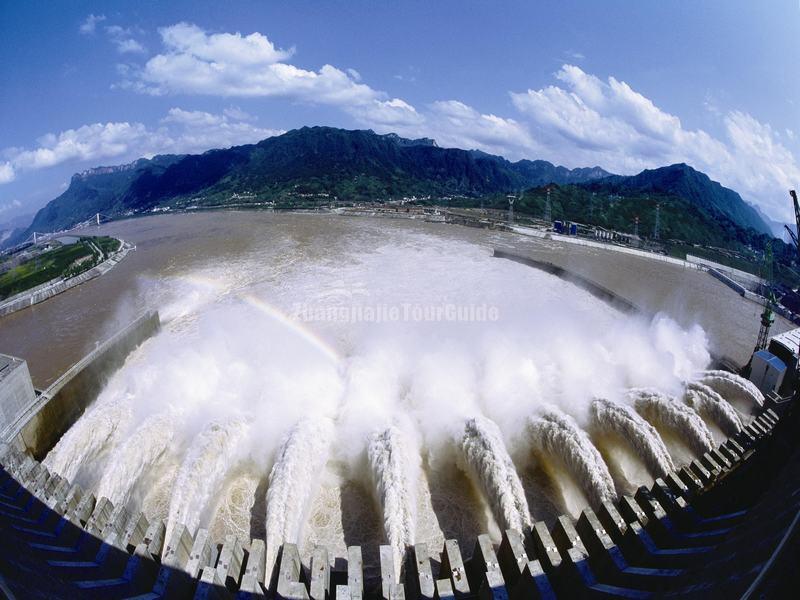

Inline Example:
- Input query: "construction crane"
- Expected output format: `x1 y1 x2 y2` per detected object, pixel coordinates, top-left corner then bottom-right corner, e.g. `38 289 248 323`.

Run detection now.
780 190 800 395
783 190 800 261
743 241 777 377
753 241 777 353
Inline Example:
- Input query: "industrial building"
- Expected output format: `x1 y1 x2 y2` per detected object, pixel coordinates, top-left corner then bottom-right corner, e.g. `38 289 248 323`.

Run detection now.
747 327 800 397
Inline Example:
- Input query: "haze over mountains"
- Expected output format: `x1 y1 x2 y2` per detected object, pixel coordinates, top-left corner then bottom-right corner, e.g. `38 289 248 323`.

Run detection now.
9 126 773 247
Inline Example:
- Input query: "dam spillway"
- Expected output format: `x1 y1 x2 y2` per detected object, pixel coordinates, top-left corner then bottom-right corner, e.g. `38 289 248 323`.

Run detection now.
0 215 795 597
33 230 728 566
0 384 791 598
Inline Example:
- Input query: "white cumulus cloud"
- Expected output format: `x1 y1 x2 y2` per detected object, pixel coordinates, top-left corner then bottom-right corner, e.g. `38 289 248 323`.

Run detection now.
159 107 282 153
510 65 800 221
79 13 106 35
351 98 424 128
0 109 280 183
0 162 15 184
425 100 535 157
10 122 153 171
128 22 381 108
105 25 146 54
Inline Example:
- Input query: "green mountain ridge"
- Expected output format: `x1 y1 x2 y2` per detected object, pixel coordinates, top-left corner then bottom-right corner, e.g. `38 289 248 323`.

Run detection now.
12 126 772 249
584 163 771 235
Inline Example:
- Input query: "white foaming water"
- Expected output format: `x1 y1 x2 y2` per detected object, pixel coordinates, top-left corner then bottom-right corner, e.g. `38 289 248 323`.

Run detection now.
698 370 764 414
164 419 248 545
630 389 715 457
95 411 176 508
44 217 720 560
43 390 133 484
265 418 334 563
683 382 743 437
527 410 616 508
460 417 531 532
589 398 674 479
210 469 261 548
367 426 418 574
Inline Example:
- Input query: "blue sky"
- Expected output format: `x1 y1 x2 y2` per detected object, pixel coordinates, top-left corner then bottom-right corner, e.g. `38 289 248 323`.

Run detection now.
1 0 799 226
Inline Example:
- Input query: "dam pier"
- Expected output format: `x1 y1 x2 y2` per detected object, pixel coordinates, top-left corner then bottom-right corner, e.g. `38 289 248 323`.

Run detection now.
0 384 795 598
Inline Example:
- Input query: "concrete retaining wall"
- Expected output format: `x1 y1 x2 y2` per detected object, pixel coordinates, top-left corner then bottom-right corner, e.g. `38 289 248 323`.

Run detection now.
708 268 800 324
0 240 134 318
687 254 763 287
506 226 800 326
708 268 748 296
1 311 160 458
493 249 640 314
508 225 706 271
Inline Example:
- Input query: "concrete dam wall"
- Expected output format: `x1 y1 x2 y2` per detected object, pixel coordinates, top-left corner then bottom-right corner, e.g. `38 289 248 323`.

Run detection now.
0 310 160 459
492 249 640 314
0 399 794 598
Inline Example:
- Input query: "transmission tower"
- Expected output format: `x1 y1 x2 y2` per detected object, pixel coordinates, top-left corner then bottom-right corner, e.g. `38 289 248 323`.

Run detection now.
544 188 552 223
507 192 516 224
653 203 661 240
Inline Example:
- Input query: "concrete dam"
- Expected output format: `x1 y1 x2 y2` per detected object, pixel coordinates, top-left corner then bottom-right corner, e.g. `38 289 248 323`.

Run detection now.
1 217 798 598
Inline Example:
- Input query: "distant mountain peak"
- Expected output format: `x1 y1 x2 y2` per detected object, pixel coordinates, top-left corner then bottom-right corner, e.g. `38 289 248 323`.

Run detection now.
381 132 438 147
587 161 771 235
74 159 144 181
72 154 181 182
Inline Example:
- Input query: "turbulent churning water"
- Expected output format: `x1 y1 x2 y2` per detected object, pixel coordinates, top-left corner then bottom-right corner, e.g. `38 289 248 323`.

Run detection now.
41 215 765 567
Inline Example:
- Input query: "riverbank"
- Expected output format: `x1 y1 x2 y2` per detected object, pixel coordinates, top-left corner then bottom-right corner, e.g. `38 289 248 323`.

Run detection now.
0 239 134 317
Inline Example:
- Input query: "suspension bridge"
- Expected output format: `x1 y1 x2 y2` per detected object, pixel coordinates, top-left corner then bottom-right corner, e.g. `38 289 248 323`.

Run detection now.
15 213 113 248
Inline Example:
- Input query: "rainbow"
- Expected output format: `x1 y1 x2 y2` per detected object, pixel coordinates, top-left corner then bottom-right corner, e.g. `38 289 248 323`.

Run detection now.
240 293 342 365
173 273 342 366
